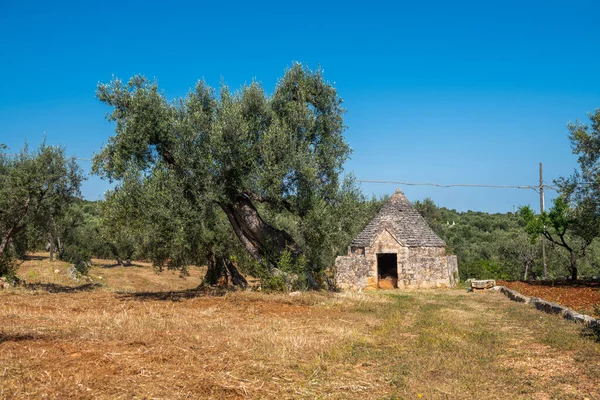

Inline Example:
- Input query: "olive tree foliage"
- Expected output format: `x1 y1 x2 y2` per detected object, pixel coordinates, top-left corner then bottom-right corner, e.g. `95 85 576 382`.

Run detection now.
493 230 539 280
98 174 145 266
93 64 354 285
521 108 600 281
520 196 600 281
99 168 253 286
0 143 83 277
43 199 106 274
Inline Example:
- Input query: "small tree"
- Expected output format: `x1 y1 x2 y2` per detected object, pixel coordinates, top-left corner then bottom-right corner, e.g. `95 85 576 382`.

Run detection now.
494 231 539 280
0 143 83 276
520 196 600 280
414 197 442 227
99 180 144 266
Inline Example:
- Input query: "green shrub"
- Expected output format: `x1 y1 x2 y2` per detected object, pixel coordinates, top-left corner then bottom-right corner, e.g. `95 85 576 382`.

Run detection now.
61 244 92 275
255 250 311 292
0 252 17 280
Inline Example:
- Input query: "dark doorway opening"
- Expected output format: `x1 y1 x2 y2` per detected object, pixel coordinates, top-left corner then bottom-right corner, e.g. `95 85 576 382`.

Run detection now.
377 253 398 289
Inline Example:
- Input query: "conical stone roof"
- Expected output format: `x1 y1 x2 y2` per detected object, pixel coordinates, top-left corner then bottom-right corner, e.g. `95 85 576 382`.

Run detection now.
351 189 445 248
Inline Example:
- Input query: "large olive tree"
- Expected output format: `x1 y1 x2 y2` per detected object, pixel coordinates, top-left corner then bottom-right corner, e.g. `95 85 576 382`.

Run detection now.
93 64 352 284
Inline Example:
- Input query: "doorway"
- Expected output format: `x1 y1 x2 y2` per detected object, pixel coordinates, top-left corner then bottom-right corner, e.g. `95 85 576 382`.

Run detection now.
377 253 398 289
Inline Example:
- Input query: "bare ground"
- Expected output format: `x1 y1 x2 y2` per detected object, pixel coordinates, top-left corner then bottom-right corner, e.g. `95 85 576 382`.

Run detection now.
1 256 599 399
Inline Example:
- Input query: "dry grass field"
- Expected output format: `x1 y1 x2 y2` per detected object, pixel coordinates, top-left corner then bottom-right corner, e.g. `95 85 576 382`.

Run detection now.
1 255 599 399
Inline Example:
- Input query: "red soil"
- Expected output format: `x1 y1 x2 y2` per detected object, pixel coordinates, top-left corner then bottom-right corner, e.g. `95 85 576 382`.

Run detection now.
498 279 600 317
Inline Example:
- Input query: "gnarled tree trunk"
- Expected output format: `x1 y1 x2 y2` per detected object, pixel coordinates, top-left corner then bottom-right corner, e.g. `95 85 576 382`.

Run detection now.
220 194 301 267
201 251 248 289
223 258 248 289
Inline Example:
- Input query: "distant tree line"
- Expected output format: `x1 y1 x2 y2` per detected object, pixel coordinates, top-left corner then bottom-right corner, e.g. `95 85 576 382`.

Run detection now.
414 198 600 281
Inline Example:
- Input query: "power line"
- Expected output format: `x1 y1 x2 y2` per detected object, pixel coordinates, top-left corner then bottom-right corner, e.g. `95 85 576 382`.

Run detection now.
356 179 559 192
0 152 573 192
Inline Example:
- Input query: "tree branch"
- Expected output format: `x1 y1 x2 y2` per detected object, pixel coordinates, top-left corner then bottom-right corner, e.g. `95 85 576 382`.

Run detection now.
245 191 295 213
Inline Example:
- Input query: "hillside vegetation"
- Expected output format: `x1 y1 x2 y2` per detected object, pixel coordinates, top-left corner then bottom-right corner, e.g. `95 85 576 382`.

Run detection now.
415 199 600 281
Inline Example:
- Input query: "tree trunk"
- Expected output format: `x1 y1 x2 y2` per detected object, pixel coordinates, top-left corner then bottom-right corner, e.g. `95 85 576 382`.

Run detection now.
201 250 248 289
220 194 301 267
223 258 248 289
56 236 64 259
523 261 529 281
202 251 223 286
124 249 135 266
570 251 578 281
0 237 9 256
0 198 31 258
48 234 55 262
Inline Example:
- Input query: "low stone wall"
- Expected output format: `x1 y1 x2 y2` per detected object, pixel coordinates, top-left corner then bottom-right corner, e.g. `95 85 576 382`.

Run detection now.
493 286 599 329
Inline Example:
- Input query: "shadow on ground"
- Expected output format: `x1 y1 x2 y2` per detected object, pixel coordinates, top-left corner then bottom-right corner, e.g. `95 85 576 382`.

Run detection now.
97 262 146 269
23 255 47 261
0 332 45 344
23 283 103 293
581 326 600 342
118 287 227 302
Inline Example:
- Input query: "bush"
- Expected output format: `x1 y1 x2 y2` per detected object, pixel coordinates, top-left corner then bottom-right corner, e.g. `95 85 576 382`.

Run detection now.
0 252 16 279
255 250 311 292
60 244 92 275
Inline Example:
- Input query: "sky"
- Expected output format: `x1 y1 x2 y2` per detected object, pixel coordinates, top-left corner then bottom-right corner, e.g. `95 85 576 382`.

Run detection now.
1 0 599 213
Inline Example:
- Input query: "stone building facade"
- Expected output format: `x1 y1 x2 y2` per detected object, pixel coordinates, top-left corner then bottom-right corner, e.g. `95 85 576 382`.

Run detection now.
335 189 458 290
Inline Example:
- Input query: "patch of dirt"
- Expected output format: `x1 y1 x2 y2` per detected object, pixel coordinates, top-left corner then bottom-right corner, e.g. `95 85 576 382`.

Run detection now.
498 280 600 317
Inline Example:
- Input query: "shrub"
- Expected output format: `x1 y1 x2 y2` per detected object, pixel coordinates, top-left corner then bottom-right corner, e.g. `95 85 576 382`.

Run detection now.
0 252 16 279
60 244 92 275
256 250 311 292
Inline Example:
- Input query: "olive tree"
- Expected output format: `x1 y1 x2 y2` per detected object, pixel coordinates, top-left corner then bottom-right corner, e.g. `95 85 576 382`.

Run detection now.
93 64 352 285
0 143 83 276
520 196 600 280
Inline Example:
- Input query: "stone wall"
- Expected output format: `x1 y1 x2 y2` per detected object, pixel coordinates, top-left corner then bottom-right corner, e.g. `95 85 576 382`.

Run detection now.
401 247 451 288
334 255 372 291
494 286 599 329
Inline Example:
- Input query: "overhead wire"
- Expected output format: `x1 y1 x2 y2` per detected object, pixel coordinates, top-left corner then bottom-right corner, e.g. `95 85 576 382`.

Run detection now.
0 153 577 192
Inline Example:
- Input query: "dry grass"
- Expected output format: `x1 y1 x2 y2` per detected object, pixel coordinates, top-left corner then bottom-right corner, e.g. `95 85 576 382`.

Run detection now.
1 255 599 399
17 252 207 293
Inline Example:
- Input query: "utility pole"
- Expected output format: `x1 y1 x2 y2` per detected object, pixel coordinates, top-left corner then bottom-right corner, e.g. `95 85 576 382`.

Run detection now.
540 162 547 279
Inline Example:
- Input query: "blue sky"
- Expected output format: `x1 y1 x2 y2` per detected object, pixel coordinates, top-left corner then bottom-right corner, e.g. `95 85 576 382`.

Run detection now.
1 0 599 213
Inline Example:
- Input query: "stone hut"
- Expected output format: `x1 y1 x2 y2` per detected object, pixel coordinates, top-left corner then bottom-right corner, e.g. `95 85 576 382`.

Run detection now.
335 189 458 290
